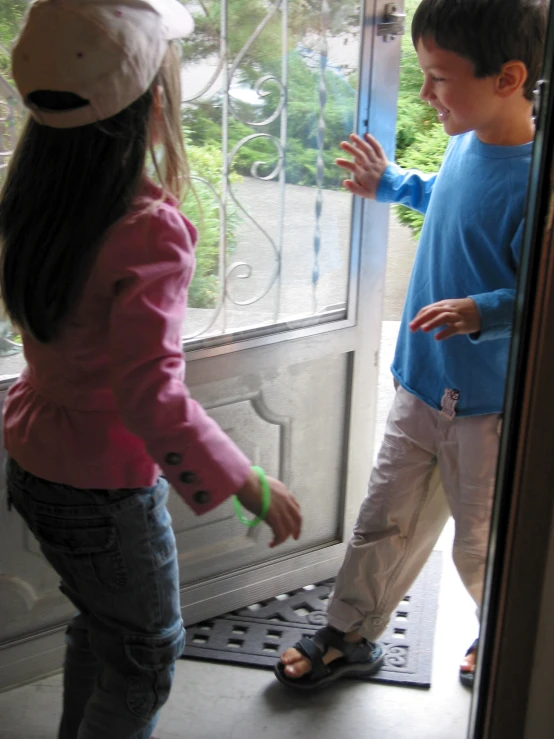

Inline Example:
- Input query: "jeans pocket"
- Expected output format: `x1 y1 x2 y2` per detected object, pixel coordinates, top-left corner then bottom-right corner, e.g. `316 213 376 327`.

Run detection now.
33 513 128 591
124 623 185 719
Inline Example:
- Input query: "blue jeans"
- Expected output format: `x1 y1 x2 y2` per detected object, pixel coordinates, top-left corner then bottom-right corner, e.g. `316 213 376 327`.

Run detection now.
7 458 184 739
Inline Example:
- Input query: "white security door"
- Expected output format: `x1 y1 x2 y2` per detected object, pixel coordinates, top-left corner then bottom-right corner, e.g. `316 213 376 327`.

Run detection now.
0 0 405 689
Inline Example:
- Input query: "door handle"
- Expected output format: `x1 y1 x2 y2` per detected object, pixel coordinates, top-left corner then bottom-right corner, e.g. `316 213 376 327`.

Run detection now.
377 3 407 41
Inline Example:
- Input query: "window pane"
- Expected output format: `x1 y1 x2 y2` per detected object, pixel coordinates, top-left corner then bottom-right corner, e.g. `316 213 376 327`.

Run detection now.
0 1 362 374
181 0 361 343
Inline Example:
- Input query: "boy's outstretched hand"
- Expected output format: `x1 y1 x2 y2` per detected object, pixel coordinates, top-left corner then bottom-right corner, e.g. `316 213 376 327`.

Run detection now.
410 298 482 341
336 133 389 199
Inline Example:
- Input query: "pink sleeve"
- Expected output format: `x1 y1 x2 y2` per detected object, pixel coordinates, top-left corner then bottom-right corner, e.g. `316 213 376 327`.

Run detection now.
107 205 251 514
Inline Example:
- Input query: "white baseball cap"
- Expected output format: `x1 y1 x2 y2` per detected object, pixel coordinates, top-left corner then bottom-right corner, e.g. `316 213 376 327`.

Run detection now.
12 0 194 129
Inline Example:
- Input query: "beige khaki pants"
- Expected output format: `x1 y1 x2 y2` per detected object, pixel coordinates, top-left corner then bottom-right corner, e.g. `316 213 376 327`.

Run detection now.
328 385 501 641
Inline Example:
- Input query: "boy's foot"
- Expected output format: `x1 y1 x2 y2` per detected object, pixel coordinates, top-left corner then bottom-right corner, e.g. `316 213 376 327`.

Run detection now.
459 638 478 688
275 626 384 691
280 629 364 678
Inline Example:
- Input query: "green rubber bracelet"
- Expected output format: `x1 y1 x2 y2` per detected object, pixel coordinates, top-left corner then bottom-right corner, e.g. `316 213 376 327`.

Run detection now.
232 466 271 528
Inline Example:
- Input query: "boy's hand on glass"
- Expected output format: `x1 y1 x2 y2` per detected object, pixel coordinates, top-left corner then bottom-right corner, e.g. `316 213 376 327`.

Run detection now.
336 133 389 199
410 298 482 341
235 469 302 548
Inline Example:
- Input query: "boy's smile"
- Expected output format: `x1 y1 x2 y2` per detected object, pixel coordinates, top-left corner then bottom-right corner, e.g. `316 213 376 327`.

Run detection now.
417 37 503 141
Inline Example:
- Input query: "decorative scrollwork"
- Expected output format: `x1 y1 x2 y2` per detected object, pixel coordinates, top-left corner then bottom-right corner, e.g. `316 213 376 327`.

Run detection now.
225 259 280 307
227 0 284 127
383 643 409 668
307 610 328 626
229 74 287 128
178 1 291 334
228 132 284 181
0 3 337 344
179 3 226 106
224 133 283 306
0 574 38 613
182 54 226 105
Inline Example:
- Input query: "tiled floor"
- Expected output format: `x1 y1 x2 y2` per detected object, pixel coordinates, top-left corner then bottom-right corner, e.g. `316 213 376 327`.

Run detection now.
0 323 476 738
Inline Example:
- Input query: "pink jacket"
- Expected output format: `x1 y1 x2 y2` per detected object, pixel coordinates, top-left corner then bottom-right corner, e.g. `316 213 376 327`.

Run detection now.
3 179 251 515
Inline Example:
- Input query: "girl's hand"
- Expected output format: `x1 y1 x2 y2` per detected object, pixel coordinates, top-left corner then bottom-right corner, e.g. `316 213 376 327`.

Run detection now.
235 469 302 548
410 298 482 341
336 133 389 200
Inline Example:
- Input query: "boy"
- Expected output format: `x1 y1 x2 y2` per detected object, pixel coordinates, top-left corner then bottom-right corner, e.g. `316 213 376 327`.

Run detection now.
275 0 548 691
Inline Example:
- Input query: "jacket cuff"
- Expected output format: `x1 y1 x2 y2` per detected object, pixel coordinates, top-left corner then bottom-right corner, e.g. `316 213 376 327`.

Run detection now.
150 433 251 515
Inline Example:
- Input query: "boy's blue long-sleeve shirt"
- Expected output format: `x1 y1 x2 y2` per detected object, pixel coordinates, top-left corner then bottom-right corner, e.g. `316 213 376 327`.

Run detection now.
377 132 532 416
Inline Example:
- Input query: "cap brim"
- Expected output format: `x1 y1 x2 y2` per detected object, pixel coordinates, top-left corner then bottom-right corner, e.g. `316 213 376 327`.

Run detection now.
150 0 194 40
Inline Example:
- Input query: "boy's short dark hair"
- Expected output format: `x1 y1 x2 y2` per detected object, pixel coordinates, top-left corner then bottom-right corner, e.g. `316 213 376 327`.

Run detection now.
412 0 549 101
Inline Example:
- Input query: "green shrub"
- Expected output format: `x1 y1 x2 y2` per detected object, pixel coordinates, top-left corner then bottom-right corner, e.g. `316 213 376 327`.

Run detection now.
394 124 449 238
182 47 356 191
183 137 242 309
393 0 450 238
0 1 26 79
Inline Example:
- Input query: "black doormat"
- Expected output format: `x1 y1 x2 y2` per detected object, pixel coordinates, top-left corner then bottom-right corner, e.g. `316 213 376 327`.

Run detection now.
182 550 442 689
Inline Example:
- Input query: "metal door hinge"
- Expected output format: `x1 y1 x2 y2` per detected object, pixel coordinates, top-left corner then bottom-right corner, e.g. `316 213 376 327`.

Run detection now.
534 79 547 117
377 3 406 42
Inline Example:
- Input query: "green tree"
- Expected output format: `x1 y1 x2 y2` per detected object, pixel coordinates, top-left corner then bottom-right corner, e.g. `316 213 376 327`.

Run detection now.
182 1 359 191
0 1 26 79
183 0 360 67
396 0 435 158
394 0 449 236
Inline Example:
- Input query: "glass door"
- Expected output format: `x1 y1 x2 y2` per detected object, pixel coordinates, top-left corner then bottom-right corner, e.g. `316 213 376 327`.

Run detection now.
0 0 405 690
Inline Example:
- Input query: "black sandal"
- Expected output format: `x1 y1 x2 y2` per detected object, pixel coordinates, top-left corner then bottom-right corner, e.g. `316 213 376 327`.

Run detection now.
274 626 385 691
460 638 479 689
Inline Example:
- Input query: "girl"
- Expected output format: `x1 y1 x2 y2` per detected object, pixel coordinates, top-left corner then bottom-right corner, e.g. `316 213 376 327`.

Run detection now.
1 2 302 738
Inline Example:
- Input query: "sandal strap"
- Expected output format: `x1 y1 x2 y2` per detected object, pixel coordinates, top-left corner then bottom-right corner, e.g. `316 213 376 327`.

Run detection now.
294 636 331 681
465 638 479 657
342 638 373 663
312 626 347 653
314 627 372 663
295 626 373 676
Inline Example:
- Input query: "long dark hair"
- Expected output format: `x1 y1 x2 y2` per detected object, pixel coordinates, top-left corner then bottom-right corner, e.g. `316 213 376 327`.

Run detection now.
0 44 189 343
0 91 152 342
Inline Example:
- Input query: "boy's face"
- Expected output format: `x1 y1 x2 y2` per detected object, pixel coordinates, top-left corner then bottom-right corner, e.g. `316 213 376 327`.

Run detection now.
416 37 502 139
